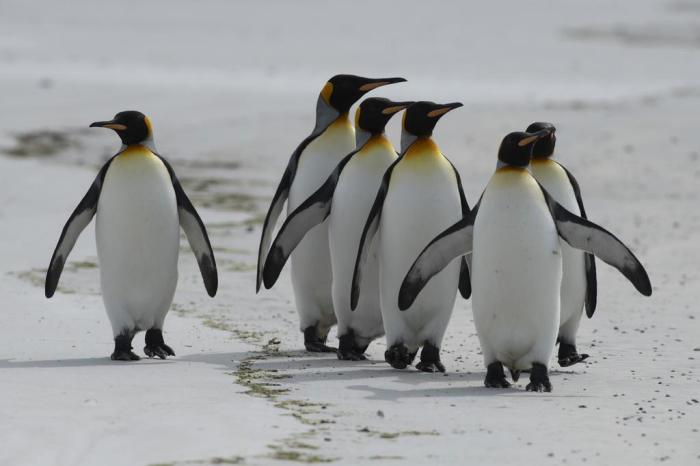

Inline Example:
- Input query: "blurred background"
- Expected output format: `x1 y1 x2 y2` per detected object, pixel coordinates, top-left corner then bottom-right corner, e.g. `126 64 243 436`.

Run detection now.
2 0 698 264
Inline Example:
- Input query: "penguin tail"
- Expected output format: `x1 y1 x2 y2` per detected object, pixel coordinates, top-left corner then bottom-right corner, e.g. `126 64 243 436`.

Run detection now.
509 367 521 382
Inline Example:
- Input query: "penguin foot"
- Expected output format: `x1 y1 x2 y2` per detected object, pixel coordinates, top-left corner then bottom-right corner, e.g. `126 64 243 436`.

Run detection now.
111 349 140 361
384 344 412 369
305 342 337 353
558 353 589 367
509 369 521 382
416 343 446 373
303 326 336 353
337 331 367 361
144 329 175 360
484 361 511 388
338 350 367 361
525 363 552 392
415 361 446 373
111 333 139 361
558 342 589 367
144 344 175 359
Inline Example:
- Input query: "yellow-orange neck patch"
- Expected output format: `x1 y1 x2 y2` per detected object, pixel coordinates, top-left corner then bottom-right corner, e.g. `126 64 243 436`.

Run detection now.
404 137 440 160
119 144 154 158
328 113 352 131
495 165 528 174
361 134 394 154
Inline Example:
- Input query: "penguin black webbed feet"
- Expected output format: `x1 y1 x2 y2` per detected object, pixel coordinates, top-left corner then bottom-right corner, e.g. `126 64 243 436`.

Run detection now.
111 349 140 361
415 343 446 373
338 349 367 361
484 361 511 388
144 329 175 360
303 326 337 353
337 332 368 361
557 342 589 367
384 344 414 369
416 361 446 373
525 363 552 392
111 333 140 361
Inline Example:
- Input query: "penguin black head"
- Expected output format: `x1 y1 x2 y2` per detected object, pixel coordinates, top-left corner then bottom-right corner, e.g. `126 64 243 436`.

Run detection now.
90 111 153 145
402 101 463 138
526 122 557 159
498 129 553 167
320 75 406 114
355 98 414 134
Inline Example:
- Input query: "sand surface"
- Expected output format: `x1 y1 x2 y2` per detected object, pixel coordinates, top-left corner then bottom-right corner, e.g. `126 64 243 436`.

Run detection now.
0 1 698 464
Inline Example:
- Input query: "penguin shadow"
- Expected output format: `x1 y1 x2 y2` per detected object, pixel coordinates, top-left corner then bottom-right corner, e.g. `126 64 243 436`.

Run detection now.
0 357 171 368
346 370 592 401
346 383 506 401
180 350 380 376
247 353 487 385
178 351 253 369
252 353 376 371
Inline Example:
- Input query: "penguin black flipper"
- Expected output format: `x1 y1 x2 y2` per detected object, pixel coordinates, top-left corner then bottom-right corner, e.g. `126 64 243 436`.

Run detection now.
556 161 598 317
262 149 359 289
350 156 402 310
538 185 651 297
583 252 598 317
45 158 115 298
157 155 218 297
447 157 472 299
398 202 480 311
256 131 324 292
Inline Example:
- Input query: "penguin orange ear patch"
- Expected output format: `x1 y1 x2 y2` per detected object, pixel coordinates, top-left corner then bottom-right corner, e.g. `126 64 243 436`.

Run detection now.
143 116 153 135
320 82 333 104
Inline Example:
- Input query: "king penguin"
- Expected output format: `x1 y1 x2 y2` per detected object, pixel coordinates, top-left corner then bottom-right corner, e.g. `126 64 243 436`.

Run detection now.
351 101 472 372
45 111 217 360
261 98 413 360
527 122 597 367
399 129 652 391
256 74 406 352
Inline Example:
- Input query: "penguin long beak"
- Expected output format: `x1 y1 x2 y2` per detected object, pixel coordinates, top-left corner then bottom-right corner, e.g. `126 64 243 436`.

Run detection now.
427 102 463 118
382 101 415 115
518 128 552 147
90 120 127 131
359 77 407 92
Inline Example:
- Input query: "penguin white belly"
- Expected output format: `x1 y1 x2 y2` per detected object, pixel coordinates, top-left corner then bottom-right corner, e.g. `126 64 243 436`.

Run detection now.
472 170 562 371
329 138 396 343
96 147 180 336
379 150 461 351
288 118 355 333
530 161 586 334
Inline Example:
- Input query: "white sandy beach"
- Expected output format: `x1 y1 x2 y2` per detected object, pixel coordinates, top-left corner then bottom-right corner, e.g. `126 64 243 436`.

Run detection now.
0 0 698 464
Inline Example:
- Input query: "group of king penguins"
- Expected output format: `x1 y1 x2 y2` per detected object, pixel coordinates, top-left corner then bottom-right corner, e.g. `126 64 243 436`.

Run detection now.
44 74 651 392
255 74 653 392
